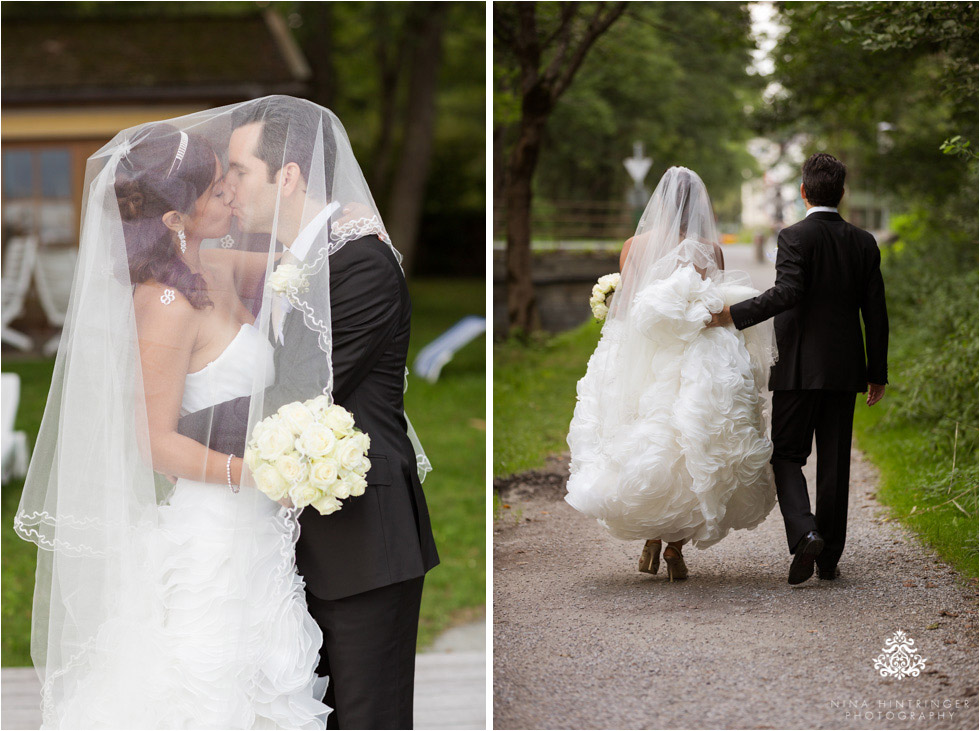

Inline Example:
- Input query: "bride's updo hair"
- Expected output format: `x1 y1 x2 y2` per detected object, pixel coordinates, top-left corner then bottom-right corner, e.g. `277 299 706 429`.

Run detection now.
115 123 215 309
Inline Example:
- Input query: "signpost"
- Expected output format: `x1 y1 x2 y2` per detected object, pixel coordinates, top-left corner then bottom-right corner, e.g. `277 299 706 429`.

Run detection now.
623 141 652 225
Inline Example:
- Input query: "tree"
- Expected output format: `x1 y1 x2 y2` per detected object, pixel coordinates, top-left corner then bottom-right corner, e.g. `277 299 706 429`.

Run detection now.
384 3 448 275
285 1 481 275
535 2 760 221
495 2 628 335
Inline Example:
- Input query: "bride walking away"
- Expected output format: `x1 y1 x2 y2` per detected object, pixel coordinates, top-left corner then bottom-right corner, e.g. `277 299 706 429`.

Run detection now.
565 167 778 580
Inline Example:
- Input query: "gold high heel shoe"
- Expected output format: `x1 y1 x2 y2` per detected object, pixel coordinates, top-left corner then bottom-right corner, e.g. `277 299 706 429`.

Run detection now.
663 544 689 582
638 539 661 575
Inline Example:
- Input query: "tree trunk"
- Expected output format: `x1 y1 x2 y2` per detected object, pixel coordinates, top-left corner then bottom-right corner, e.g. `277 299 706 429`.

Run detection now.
369 4 410 193
504 98 549 334
386 2 447 275
299 3 337 109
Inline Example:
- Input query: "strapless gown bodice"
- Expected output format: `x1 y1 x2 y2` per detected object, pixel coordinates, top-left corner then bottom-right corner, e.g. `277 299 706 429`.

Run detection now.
181 323 275 416
44 321 331 729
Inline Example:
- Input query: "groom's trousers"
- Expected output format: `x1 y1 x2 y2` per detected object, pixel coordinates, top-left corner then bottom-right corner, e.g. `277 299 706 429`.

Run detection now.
306 576 424 730
770 390 856 569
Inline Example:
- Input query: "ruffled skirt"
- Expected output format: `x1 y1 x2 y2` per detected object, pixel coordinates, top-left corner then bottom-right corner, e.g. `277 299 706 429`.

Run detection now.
565 266 777 547
45 480 330 729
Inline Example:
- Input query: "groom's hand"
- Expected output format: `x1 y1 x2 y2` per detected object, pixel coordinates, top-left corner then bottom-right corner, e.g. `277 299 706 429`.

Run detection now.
867 383 885 406
707 306 732 328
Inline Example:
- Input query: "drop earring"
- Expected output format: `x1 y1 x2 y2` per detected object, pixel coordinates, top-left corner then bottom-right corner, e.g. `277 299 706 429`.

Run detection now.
178 229 187 254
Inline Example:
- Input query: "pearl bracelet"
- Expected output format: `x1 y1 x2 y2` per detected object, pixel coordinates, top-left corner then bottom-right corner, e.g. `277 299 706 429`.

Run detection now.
227 453 239 493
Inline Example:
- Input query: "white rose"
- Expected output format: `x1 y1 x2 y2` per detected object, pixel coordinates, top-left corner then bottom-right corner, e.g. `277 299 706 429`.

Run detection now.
311 493 342 516
243 447 263 474
275 453 309 485
593 303 609 320
309 459 340 488
253 463 289 501
353 431 371 455
346 472 367 498
356 455 372 476
307 394 332 416
336 437 364 470
321 405 357 436
254 420 294 461
598 273 619 291
290 481 320 509
332 477 352 500
268 264 307 294
295 423 336 459
278 402 316 436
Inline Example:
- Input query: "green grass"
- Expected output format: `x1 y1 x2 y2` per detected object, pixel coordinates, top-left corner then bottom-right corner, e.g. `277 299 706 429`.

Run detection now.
493 320 601 476
1 278 485 666
1 358 55 668
404 278 486 646
853 402 978 580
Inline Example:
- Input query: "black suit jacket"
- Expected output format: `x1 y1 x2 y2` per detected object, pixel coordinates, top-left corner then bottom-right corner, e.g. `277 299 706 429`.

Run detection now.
729 211 888 391
178 236 439 600
274 236 439 601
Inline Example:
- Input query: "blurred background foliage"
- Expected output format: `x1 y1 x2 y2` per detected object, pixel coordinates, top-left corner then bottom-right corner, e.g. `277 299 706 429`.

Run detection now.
494 2 762 224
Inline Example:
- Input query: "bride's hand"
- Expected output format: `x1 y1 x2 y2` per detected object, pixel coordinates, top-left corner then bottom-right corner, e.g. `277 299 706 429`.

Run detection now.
336 202 372 226
277 496 295 509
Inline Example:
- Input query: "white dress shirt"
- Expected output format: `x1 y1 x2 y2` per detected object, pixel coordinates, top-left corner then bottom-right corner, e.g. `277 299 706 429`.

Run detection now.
272 201 340 343
805 206 839 217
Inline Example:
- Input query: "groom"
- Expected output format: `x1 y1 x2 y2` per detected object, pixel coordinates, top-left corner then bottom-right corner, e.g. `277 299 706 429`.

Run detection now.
709 153 888 585
227 96 439 728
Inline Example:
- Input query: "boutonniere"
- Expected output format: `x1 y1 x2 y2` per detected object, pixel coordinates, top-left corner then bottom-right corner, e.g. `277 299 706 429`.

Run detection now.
267 263 310 302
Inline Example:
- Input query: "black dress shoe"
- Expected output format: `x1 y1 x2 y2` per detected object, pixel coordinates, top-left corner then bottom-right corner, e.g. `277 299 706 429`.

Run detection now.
817 564 840 580
788 531 825 585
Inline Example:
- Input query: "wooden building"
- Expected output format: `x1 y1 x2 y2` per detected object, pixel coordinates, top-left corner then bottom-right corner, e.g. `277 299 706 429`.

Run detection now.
1 8 310 333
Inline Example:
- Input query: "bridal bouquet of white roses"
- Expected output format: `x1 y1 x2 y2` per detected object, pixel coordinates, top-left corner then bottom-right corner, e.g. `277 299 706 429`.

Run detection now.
244 395 371 515
590 272 621 321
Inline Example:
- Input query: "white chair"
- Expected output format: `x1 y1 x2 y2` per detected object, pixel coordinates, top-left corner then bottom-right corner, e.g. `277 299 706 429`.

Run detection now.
35 245 78 356
2 373 30 484
412 315 486 384
1 235 39 351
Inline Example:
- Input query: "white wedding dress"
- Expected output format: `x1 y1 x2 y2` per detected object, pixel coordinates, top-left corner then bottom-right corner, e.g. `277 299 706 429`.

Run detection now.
48 323 330 729
565 266 777 547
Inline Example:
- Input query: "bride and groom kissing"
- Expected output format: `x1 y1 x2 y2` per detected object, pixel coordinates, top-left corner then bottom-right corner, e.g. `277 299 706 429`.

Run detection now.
16 96 438 729
566 154 889 586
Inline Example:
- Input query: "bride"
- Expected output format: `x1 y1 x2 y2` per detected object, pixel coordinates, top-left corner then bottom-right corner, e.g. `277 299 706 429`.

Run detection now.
565 167 778 581
14 120 330 727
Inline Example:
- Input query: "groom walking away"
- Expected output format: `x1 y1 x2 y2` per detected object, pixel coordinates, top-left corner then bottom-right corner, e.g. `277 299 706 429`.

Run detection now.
709 153 888 585
227 97 440 728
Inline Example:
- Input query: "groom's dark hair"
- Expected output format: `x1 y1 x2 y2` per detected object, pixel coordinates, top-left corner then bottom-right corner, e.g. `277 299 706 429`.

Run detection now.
231 96 336 186
801 153 846 207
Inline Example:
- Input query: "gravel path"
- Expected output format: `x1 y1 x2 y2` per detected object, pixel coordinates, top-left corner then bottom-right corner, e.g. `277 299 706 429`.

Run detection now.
493 451 978 730
492 246 978 729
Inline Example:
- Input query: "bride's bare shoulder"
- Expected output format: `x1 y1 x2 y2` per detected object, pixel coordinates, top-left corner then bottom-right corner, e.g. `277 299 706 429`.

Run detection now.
132 280 198 325
620 237 635 271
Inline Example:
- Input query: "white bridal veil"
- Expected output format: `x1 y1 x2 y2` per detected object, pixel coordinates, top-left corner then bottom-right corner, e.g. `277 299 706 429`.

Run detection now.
14 96 429 725
586 166 778 446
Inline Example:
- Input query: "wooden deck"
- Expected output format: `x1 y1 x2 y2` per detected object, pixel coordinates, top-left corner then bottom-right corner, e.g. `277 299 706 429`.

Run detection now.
1 651 486 730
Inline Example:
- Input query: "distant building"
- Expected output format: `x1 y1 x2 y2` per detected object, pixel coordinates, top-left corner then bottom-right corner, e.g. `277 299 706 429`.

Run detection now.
741 136 891 241
1 9 310 250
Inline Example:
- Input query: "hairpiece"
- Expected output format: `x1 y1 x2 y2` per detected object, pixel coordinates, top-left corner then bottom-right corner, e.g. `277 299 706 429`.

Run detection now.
166 131 189 178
